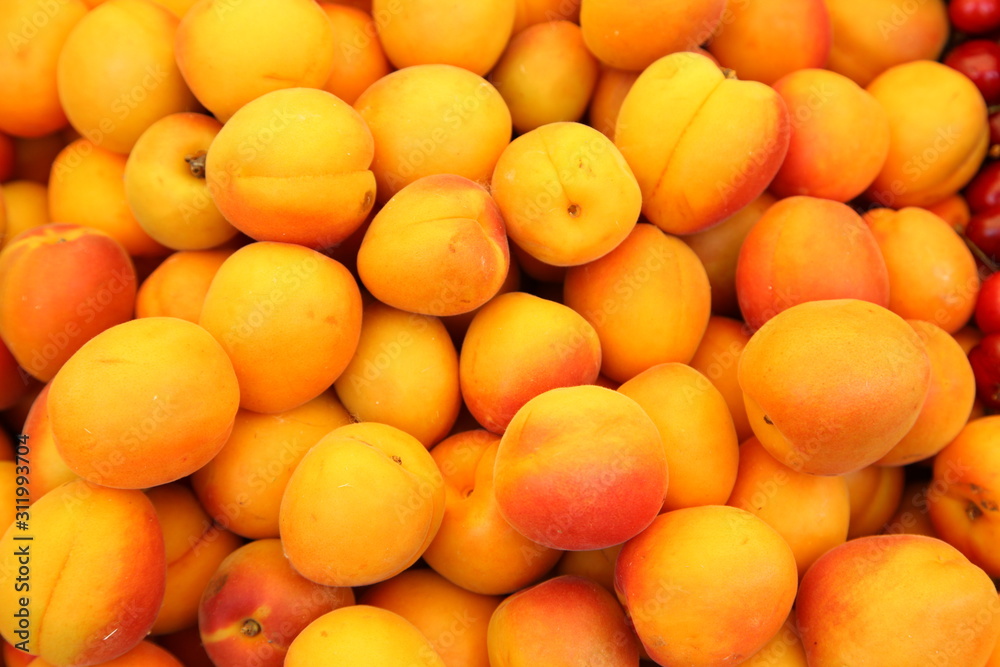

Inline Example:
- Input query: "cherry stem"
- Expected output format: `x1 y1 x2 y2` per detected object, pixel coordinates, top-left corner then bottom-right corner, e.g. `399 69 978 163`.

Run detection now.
960 231 1000 275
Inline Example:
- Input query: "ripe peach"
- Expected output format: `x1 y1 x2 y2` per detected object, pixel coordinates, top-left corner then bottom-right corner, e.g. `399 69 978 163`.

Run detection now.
796 534 1000 666
864 207 980 333
198 242 362 414
360 568 501 667
357 174 509 317
423 430 562 596
708 0 830 85
191 391 352 539
373 0 514 76
354 64 511 202
0 224 136 382
57 0 197 154
580 0 725 71
877 320 976 466
205 88 375 249
125 113 236 251
48 317 239 489
335 302 461 447
135 249 233 322
0 480 165 665
618 363 738 511
199 538 354 667
727 437 850 576
866 61 988 208
494 385 666 550
320 3 392 105
49 139 170 257
563 223 711 382
587 67 639 139
616 505 798 666
459 292 601 434
0 181 49 248
21 385 77 504
279 422 444 587
735 196 890 331
176 0 336 123
927 415 1000 577
490 21 599 134
682 193 774 319
770 69 890 202
688 316 753 442
825 0 948 87
491 122 640 267
615 52 789 235
844 465 905 539
285 605 446 667
0 0 87 138
147 483 242 635
513 0 580 33
488 575 638 666
28 641 184 667
739 299 931 475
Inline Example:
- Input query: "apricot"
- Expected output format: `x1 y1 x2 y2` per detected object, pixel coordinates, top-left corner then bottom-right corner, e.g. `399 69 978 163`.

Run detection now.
285 605 446 667
440 254 522 342
125 113 236 251
580 0 725 71
279 422 444 587
57 0 196 154
459 292 601 434
320 3 392 105
770 69 890 202
205 88 375 249
360 568 501 667
494 385 666 550
844 465 906 539
490 21 599 134
28 641 184 667
135 249 232 322
682 193 774 319
147 483 242 635
354 64 511 202
0 0 87 138
688 316 754 442
198 241 362 414
424 430 562 596
199 538 354 667
0 480 165 665
618 363 738 511
924 193 971 232
48 316 240 489
728 437 850 576
738 299 931 475
877 320 976 466
513 0 580 33
796 534 1000 666
49 139 170 257
0 181 48 250
373 0 514 76
864 207 980 333
735 196 890 331
881 481 938 538
21 385 77 504
491 122 640 267
563 223 711 382
587 67 639 139
0 224 136 382
176 0 336 123
191 391 353 539
615 52 789 235
488 575 639 666
553 544 622 593
744 612 807 667
708 0 829 85
335 303 460 447
616 505 798 666
825 0 949 87
357 174 509 317
927 415 1000 577
866 61 988 208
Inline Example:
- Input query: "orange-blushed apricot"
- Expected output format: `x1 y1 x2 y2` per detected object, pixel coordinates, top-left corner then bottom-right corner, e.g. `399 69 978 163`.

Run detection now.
587 67 638 139
21 385 78 504
843 464 906 538
135 249 233 322
513 0 580 33
321 3 393 105
688 316 753 442
553 545 622 593
0 181 48 249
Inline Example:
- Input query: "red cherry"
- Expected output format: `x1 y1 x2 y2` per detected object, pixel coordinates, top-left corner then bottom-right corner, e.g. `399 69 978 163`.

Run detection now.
968 334 1000 410
977 271 1000 334
965 206 1000 268
944 40 1000 105
950 0 1000 34
964 161 1000 213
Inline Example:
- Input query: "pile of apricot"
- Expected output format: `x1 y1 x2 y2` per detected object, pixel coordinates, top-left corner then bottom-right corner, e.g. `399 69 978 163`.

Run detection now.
0 0 998 666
